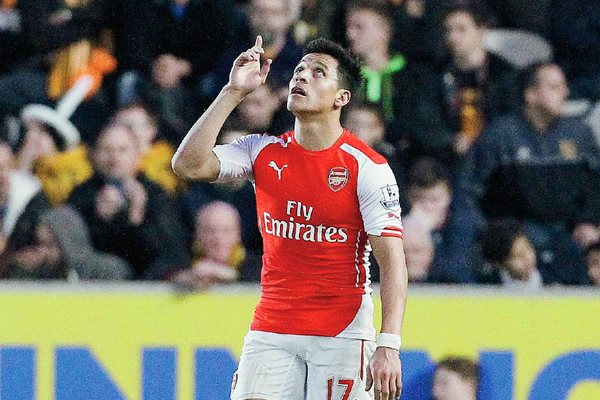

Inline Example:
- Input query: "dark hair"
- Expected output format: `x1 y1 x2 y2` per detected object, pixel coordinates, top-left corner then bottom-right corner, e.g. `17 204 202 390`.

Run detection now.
443 4 490 27
478 217 524 265
436 356 480 388
519 61 557 99
407 157 452 190
303 37 363 94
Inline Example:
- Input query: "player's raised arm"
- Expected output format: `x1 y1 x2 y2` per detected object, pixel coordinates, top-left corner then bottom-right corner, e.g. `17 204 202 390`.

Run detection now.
367 234 408 400
171 36 272 181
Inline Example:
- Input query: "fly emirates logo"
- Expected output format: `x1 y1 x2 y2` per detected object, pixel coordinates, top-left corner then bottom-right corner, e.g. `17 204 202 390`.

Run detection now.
263 200 348 243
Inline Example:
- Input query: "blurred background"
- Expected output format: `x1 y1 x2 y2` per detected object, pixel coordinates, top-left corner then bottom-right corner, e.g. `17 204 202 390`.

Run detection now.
0 0 599 399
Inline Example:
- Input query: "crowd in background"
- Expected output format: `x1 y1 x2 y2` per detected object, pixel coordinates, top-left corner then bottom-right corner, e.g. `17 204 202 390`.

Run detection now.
0 0 599 290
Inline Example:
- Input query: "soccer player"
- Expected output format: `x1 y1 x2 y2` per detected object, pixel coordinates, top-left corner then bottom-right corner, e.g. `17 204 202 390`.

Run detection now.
172 35 408 400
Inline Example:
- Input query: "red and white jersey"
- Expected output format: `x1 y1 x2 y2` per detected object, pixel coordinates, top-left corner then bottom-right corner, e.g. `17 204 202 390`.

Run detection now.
213 129 402 340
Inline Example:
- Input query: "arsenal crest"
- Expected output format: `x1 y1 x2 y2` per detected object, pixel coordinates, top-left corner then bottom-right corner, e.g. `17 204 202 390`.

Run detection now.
328 167 349 192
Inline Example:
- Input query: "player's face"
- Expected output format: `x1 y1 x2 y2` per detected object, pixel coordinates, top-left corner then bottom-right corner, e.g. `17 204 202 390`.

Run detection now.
287 54 347 115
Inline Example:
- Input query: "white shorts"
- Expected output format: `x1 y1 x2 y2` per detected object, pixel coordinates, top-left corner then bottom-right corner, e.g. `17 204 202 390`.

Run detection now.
230 330 376 400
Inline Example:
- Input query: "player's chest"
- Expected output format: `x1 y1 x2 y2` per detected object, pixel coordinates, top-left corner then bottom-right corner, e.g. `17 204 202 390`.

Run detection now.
253 147 359 216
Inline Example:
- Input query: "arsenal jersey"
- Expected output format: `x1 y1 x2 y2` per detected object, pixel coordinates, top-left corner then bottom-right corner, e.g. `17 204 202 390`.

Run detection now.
213 129 402 340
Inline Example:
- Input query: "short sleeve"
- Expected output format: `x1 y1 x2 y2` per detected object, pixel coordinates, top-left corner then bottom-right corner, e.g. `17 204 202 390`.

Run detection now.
213 134 280 182
358 162 403 238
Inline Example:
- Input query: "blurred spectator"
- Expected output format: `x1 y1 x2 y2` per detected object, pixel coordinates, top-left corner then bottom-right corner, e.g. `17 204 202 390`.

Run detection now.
181 126 262 252
342 101 406 200
111 0 235 118
0 140 41 254
234 80 290 134
67 121 190 279
15 77 98 205
548 0 600 102
417 4 518 170
586 242 600 287
0 0 112 140
331 0 448 64
1 205 131 280
340 101 408 283
468 62 599 284
401 215 434 283
202 0 304 101
344 0 426 161
129 53 198 144
476 217 549 289
113 101 183 195
433 356 479 400
0 0 27 75
393 0 452 65
405 157 480 283
290 0 339 45
171 201 261 291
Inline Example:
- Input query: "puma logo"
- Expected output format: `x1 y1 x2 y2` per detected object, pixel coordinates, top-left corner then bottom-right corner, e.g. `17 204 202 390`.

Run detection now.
268 161 288 180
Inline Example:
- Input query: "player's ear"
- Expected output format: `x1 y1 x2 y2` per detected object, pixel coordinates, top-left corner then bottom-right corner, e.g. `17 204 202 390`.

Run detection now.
334 89 351 108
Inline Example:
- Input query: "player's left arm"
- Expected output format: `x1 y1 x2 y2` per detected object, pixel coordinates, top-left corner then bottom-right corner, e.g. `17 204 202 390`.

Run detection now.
367 234 408 400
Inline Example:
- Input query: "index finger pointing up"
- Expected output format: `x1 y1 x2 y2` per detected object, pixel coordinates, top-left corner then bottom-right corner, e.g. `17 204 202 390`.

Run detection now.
255 35 263 49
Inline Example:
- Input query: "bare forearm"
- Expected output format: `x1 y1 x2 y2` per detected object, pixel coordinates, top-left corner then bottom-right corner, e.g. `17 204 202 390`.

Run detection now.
371 236 408 335
379 258 407 335
171 85 245 180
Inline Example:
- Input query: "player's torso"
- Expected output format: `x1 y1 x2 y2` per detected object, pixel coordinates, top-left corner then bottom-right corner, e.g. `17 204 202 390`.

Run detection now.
257 138 362 250
251 131 375 337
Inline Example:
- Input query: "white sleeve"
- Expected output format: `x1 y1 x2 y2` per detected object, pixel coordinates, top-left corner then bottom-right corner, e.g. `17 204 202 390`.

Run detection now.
212 134 278 182
358 162 403 238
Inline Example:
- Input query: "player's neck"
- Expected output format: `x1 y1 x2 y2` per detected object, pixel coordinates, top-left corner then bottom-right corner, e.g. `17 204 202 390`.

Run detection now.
294 117 344 151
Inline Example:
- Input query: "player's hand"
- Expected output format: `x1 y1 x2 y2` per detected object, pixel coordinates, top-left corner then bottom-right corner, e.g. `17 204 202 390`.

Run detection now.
227 35 272 97
366 347 402 400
